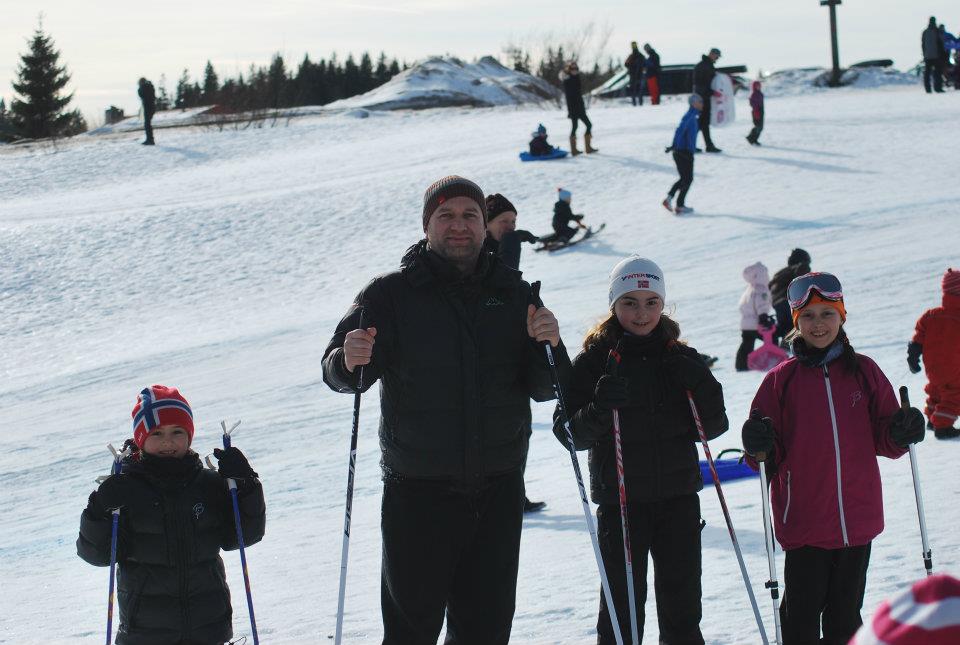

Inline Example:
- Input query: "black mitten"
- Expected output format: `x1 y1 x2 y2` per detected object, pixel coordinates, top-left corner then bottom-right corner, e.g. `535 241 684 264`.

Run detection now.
906 341 922 374
213 447 259 479
594 375 629 411
742 410 776 458
889 407 925 447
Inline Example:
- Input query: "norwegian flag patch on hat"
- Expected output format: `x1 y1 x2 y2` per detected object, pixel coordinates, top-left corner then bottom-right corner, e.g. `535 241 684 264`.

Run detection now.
131 385 195 448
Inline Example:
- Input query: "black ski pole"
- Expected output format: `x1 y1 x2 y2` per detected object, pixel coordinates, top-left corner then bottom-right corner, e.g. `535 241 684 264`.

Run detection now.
336 307 365 645
899 386 933 576
530 282 624 645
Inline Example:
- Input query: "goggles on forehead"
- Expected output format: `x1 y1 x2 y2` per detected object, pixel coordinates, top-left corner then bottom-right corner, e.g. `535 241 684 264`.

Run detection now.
788 272 843 310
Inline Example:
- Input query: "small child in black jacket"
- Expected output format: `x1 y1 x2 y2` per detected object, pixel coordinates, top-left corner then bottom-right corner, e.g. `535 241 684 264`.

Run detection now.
539 187 582 246
77 385 265 645
555 256 728 645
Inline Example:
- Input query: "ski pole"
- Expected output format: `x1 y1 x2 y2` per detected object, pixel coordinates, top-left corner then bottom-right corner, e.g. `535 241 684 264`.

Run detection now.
755 449 783 645
336 308 365 645
104 443 131 645
608 349 639 645
220 420 260 645
530 282 624 645
686 391 768 644
899 386 933 576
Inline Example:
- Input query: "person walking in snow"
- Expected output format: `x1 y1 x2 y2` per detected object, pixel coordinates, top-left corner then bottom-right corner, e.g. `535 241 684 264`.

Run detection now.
561 61 597 155
769 248 812 345
663 94 701 215
907 268 960 439
625 42 646 106
77 385 266 645
644 44 662 105
556 256 727 644
922 16 947 93
322 176 570 644
736 262 772 371
693 48 722 152
137 77 156 145
741 272 924 645
746 80 764 145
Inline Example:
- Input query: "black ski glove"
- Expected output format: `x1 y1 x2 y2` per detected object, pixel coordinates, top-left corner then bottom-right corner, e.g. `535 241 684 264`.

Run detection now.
517 230 540 244
663 353 710 391
889 407 925 447
594 375 629 411
906 341 922 374
213 447 259 480
742 410 776 458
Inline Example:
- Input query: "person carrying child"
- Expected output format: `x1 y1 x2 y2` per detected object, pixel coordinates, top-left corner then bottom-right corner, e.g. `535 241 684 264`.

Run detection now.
528 123 556 157
736 261 772 371
741 272 924 644
907 268 960 439
77 385 266 645
555 256 728 644
746 80 764 146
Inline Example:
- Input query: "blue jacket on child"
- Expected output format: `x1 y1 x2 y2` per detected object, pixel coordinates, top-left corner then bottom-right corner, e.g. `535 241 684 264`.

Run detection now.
672 108 701 152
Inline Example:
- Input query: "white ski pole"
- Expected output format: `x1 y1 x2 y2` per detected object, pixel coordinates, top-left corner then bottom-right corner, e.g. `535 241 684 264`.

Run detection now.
899 386 933 576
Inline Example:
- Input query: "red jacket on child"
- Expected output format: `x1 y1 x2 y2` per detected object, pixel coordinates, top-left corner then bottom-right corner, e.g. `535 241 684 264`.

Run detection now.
912 292 960 385
747 352 906 551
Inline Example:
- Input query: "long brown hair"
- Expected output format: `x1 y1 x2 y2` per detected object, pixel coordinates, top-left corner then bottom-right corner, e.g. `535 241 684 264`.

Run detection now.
582 312 681 351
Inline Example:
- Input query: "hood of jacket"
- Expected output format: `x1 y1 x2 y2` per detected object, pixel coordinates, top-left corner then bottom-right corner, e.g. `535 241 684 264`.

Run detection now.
743 262 770 287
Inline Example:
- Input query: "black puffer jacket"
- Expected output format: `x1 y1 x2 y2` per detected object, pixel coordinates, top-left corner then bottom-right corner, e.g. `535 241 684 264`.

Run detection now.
323 241 571 487
693 55 716 97
554 324 728 504
561 72 587 118
77 452 265 645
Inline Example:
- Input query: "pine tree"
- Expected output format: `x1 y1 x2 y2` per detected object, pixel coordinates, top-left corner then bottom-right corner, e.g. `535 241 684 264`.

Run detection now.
10 23 86 138
0 97 16 142
175 68 191 108
156 74 171 111
201 61 219 105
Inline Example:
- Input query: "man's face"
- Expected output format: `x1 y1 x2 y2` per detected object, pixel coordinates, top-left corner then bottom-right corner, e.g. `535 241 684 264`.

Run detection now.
709 52 720 62
486 211 517 242
425 196 486 266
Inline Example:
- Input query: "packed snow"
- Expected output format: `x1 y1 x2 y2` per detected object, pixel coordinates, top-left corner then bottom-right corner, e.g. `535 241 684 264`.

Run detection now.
1 79 958 644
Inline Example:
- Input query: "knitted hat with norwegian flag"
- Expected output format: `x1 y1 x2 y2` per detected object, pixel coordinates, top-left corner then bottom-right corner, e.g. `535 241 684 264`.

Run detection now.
943 268 960 296
608 256 666 308
850 574 960 644
131 385 195 449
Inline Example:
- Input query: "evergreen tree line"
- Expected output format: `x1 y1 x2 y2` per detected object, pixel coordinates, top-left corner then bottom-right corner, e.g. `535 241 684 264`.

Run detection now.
169 52 405 112
505 45 620 93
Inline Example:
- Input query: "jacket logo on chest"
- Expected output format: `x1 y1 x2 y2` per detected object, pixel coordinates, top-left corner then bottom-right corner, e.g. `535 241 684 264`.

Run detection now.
193 502 205 519
850 391 862 408
484 297 505 306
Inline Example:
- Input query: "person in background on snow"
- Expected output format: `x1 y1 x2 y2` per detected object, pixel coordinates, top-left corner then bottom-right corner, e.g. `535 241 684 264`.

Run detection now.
907 268 960 439
663 94 701 215
560 60 597 155
77 385 266 645
137 77 156 145
624 41 646 106
539 187 584 246
693 48 722 152
322 176 570 644
736 262 772 372
922 16 947 93
769 248 812 346
556 256 727 645
643 43 662 105
529 123 556 156
741 272 924 645
746 80 764 146
850 574 960 645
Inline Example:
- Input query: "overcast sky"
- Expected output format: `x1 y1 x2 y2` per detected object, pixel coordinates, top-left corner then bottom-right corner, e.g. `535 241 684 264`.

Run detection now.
2 1 955 123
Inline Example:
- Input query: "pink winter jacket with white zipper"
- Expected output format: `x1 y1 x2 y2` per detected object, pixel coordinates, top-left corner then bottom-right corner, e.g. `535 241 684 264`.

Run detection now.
747 353 906 551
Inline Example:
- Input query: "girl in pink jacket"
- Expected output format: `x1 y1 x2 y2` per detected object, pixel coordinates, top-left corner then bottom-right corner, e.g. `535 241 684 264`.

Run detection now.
736 261 772 371
740 272 925 645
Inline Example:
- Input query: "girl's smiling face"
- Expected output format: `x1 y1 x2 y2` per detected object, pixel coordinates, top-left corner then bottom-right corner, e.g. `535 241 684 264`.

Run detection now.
142 424 190 458
614 290 663 336
796 302 842 349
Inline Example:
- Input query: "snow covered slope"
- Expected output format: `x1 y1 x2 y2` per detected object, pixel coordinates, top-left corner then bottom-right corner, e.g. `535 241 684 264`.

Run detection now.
327 55 561 110
1 83 958 644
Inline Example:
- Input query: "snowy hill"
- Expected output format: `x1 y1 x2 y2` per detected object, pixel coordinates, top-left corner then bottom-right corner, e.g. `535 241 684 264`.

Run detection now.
1 84 958 644
327 55 561 110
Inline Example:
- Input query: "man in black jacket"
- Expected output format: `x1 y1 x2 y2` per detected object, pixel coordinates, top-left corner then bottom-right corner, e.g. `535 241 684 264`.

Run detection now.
693 49 722 152
625 41 646 106
922 17 946 93
322 175 571 645
137 77 156 145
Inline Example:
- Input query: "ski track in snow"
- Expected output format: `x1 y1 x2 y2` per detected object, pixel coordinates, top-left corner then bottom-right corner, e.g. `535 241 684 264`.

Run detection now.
1 83 959 644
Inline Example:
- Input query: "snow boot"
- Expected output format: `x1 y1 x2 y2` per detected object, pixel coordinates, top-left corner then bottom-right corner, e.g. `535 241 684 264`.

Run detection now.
569 135 581 156
524 497 547 513
662 197 673 213
934 427 960 440
584 133 598 153
675 205 694 215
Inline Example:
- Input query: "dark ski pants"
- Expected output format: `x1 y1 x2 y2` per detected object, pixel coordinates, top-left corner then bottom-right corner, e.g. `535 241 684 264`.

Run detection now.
923 59 944 92
698 97 715 149
780 543 871 645
668 151 694 208
380 471 524 645
630 74 645 106
143 109 155 144
747 117 764 144
736 330 761 371
596 494 704 645
571 114 592 136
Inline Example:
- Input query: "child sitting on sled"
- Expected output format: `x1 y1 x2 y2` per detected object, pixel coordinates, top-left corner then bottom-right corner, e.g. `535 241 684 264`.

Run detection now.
529 123 556 156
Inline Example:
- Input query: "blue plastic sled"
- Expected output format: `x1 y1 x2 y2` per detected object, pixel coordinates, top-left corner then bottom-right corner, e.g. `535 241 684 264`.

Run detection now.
700 457 759 485
519 149 569 162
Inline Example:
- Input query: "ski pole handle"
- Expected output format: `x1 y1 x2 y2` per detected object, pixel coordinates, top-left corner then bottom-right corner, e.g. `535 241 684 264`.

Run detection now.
899 386 910 411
